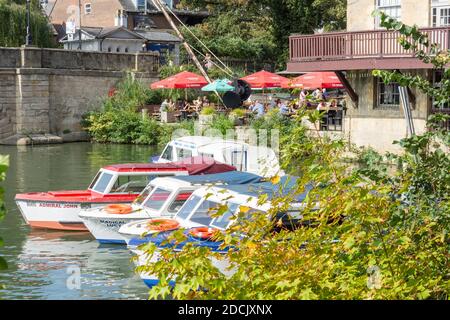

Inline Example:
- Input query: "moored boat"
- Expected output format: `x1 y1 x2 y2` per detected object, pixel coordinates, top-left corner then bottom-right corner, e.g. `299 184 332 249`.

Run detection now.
79 171 262 244
121 177 314 288
15 157 236 231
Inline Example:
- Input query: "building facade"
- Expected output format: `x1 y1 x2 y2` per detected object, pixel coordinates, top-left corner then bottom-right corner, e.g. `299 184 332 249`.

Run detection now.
45 0 205 60
287 0 450 153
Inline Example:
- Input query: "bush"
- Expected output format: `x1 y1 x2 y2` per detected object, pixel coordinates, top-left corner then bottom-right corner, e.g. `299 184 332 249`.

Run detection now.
200 107 216 116
209 114 235 135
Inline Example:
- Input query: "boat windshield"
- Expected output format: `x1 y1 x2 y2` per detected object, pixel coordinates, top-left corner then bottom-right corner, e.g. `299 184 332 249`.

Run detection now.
176 195 202 220
189 200 221 226
210 203 239 230
110 175 149 193
133 185 154 206
91 172 114 194
167 192 193 214
143 187 172 212
88 171 102 190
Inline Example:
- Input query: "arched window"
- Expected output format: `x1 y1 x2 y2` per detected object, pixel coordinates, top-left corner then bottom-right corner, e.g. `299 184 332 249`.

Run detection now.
116 47 121 52
107 47 112 52
124 48 129 53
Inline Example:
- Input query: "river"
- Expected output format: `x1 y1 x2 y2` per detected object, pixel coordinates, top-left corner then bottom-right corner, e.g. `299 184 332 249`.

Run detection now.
0 142 161 300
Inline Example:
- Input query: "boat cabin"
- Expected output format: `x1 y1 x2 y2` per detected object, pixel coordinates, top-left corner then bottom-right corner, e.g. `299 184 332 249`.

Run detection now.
131 171 263 218
156 136 282 178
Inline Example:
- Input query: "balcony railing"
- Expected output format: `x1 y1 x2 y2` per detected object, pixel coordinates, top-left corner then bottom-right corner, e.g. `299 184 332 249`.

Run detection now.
289 27 450 62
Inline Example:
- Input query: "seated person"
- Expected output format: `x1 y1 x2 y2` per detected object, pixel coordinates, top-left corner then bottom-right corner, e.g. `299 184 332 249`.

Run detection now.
249 100 265 118
279 100 291 116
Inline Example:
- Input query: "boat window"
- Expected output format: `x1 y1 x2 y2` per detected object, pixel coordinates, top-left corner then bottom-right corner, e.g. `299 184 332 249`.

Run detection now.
176 148 193 160
167 192 192 214
110 175 149 193
210 203 239 230
230 151 247 171
161 145 174 161
143 188 172 212
176 195 202 220
88 171 102 190
92 172 114 194
189 200 220 226
133 185 154 206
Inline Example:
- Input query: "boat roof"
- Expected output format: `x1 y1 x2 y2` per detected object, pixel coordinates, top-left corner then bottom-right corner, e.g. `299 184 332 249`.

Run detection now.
102 163 184 173
193 176 312 204
151 171 262 189
102 157 236 174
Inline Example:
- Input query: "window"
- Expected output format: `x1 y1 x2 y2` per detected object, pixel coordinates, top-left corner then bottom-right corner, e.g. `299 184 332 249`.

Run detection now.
432 6 450 27
231 151 247 171
143 188 172 212
133 185 154 206
137 0 146 12
176 148 193 160
377 79 400 108
189 200 218 226
116 47 120 53
84 3 92 15
107 47 112 52
92 172 113 194
210 203 239 230
160 145 173 161
110 175 149 193
176 195 202 220
167 192 192 214
124 48 129 53
88 171 102 190
376 0 401 28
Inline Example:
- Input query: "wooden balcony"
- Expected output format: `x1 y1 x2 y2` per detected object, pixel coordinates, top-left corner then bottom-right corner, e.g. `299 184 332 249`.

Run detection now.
287 27 450 72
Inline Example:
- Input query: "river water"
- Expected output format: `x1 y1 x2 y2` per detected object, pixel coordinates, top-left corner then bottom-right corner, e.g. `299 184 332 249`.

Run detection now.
0 142 161 300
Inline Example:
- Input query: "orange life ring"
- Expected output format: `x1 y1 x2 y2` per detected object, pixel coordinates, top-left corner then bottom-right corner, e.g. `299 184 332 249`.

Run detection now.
105 204 133 215
189 227 218 240
147 219 180 231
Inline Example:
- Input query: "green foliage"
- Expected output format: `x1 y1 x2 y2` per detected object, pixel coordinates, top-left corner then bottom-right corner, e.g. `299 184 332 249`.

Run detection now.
208 114 235 135
179 0 346 67
140 109 449 300
0 0 55 47
0 155 8 273
230 108 246 118
200 107 216 116
372 11 450 108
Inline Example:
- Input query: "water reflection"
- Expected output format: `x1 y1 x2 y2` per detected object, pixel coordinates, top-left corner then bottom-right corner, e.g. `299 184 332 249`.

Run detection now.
0 143 158 299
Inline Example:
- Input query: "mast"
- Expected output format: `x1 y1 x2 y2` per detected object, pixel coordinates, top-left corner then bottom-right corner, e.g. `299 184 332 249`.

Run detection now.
151 0 212 83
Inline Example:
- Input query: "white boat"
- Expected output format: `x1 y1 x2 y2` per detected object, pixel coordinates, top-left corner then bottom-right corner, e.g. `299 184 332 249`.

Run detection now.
79 172 262 244
155 136 283 178
14 157 235 232
120 177 314 288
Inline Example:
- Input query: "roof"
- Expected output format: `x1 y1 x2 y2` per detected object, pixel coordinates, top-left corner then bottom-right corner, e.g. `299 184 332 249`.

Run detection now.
156 171 263 187
135 30 181 43
103 163 185 173
205 176 313 203
172 156 236 175
60 26 146 42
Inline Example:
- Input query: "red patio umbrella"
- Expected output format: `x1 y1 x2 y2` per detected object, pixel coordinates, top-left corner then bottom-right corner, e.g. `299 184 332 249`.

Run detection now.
282 72 344 90
241 70 290 89
150 71 209 89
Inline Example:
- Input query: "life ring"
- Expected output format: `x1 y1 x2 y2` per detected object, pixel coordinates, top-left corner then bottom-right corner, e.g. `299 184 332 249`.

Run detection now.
147 219 180 231
105 204 133 215
189 227 218 240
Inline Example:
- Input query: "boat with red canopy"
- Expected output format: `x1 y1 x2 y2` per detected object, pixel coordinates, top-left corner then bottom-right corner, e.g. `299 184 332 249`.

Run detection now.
15 157 235 231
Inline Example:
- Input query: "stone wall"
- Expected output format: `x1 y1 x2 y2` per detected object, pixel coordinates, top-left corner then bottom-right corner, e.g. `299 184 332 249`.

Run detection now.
0 47 159 144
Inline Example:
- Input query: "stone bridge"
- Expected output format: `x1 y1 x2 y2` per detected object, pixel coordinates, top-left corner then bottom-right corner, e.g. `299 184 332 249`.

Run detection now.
0 47 159 145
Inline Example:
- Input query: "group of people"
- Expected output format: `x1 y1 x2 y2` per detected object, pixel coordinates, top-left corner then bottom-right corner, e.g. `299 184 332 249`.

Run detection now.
160 96 211 120
248 97 292 118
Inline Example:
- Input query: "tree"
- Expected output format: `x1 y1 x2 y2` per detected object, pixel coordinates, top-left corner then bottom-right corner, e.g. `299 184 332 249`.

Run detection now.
0 0 55 47
138 18 449 300
177 0 346 68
